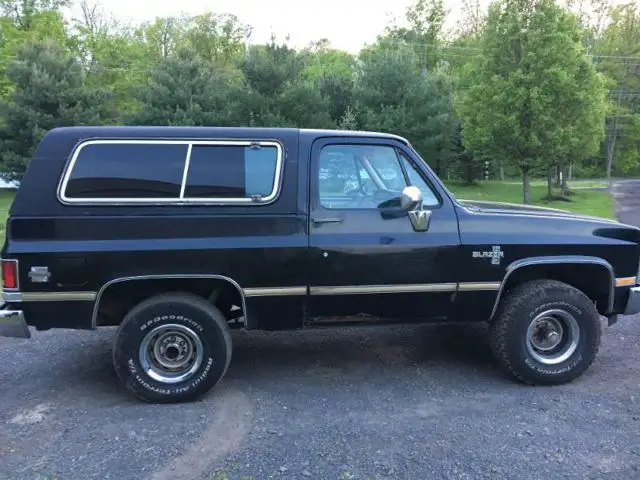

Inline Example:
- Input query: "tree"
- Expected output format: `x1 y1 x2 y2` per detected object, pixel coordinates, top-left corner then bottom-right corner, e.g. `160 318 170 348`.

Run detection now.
0 0 68 28
594 2 640 180
238 38 334 128
338 106 358 130
300 40 355 124
135 16 186 64
278 80 336 128
183 12 249 68
457 0 607 203
0 40 115 181
241 39 303 98
528 0 607 196
72 1 151 117
450 121 484 184
383 0 447 70
562 0 611 53
456 0 487 40
0 0 71 97
131 48 241 126
355 43 454 174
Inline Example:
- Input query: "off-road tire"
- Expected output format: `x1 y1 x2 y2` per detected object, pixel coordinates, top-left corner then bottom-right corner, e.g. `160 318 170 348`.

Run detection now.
112 292 232 403
489 279 601 385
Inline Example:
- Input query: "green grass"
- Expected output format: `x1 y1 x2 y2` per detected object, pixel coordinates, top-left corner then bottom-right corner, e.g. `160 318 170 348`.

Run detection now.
445 180 616 219
500 179 609 189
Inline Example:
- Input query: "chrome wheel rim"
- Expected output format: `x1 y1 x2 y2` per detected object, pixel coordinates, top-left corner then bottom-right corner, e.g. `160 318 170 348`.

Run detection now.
526 309 580 365
139 324 203 384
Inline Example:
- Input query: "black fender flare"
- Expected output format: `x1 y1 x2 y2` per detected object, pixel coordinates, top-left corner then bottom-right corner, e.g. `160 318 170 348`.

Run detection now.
488 255 615 320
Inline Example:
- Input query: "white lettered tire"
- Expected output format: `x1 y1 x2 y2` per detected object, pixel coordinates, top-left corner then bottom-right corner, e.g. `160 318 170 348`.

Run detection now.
112 292 232 403
489 279 602 385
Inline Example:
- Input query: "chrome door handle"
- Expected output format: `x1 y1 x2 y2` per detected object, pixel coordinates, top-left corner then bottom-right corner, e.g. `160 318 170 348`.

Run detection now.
311 217 343 226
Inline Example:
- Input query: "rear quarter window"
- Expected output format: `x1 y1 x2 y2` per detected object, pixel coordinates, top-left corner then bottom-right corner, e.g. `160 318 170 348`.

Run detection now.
185 144 278 199
59 140 283 204
64 142 187 199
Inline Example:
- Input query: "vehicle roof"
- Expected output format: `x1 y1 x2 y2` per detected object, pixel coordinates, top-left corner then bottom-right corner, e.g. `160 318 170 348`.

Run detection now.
13 126 412 217
42 126 410 144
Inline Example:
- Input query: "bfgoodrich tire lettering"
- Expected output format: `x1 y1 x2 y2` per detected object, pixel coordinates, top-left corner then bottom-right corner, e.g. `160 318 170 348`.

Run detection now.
489 279 601 385
113 292 232 403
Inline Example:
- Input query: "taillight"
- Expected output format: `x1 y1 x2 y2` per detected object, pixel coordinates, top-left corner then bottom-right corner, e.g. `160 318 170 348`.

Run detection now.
1 259 18 290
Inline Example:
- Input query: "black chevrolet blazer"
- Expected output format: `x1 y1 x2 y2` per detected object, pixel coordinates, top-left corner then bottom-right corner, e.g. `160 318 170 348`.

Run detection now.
0 126 639 403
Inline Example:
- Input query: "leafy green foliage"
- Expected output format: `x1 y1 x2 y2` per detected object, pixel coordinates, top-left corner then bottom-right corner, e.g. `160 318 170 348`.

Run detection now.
338 106 358 130
239 40 334 128
594 3 640 177
0 0 69 26
300 40 355 124
383 0 446 69
183 13 248 67
0 40 115 181
0 0 635 206
0 3 70 97
457 0 607 202
355 42 454 174
131 48 241 127
450 121 484 184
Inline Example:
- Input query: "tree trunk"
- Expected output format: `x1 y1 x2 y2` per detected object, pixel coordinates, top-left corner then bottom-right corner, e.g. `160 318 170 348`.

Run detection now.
561 164 570 196
523 169 531 204
606 136 615 185
466 160 473 185
555 165 561 187
606 90 623 186
499 163 504 181
547 167 553 199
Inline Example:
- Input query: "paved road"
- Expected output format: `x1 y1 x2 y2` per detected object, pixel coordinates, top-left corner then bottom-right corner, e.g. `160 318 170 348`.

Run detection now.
2 185 640 480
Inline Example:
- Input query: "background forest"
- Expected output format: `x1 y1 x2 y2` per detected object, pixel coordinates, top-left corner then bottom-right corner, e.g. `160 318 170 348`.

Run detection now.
0 0 637 205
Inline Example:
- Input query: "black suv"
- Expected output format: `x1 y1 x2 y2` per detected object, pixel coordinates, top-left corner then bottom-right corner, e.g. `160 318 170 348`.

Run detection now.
1 126 639 403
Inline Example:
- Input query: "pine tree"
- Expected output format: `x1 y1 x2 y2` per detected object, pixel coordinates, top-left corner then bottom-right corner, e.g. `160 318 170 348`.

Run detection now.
339 106 358 130
0 40 115 182
131 48 242 127
355 43 454 175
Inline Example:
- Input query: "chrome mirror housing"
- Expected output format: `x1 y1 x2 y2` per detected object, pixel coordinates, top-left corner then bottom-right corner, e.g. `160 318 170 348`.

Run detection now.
400 185 430 232
401 185 423 211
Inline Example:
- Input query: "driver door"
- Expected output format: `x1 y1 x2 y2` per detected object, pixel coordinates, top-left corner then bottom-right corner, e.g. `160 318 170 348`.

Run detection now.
307 137 461 322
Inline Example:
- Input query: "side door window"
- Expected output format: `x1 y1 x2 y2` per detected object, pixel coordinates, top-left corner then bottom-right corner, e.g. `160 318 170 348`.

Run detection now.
318 144 439 210
397 150 440 208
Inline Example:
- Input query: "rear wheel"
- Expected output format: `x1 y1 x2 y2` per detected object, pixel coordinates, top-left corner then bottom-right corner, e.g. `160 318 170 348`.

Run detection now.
489 279 601 385
112 292 232 403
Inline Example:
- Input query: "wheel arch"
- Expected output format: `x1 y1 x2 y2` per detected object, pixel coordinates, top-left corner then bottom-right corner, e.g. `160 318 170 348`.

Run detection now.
489 256 615 320
92 274 247 328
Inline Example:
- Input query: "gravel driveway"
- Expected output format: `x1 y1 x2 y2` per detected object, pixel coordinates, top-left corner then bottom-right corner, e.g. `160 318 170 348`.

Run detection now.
2 183 640 480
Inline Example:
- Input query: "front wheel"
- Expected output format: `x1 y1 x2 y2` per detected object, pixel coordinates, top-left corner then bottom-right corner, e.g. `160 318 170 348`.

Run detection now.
112 292 232 403
489 279 602 385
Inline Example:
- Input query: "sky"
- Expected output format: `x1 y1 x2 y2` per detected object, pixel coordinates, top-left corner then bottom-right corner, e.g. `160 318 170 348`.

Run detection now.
65 0 632 54
65 0 484 53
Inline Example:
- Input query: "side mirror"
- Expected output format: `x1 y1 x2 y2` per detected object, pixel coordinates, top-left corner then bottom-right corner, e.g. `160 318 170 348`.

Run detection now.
379 187 422 220
401 185 423 211
401 185 431 232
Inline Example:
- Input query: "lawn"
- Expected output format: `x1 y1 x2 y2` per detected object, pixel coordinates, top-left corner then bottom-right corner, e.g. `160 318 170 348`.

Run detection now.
499 179 609 189
445 180 616 219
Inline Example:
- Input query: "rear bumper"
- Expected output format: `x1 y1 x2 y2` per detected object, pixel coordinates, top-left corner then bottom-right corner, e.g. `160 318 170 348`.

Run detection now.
624 286 640 316
0 305 30 338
